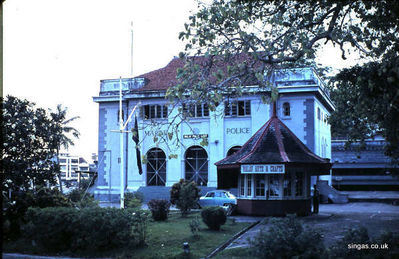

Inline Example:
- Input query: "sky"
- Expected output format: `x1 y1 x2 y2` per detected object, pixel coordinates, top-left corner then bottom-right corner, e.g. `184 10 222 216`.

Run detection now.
4 0 359 161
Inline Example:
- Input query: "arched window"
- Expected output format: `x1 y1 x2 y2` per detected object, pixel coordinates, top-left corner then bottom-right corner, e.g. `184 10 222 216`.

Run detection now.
227 146 242 157
185 146 208 186
146 148 166 186
283 102 290 117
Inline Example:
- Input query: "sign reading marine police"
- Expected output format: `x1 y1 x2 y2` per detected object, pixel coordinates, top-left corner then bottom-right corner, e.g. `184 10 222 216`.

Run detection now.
241 164 285 174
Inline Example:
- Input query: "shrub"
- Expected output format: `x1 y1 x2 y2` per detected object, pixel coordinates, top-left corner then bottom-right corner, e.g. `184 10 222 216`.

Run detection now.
201 206 227 231
124 191 143 209
34 187 71 208
148 199 170 221
67 189 98 208
327 226 399 259
23 207 149 252
3 188 72 241
250 215 326 258
190 216 201 238
170 179 200 216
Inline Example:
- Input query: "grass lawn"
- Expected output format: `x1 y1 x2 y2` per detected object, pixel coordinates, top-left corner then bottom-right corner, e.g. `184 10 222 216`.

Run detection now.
124 212 251 258
4 211 251 259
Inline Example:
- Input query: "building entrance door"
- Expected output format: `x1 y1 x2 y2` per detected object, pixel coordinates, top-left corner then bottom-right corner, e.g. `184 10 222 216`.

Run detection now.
185 146 208 186
146 148 166 186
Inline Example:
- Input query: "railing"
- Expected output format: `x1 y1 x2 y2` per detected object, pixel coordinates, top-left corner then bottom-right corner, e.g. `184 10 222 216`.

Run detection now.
100 77 148 93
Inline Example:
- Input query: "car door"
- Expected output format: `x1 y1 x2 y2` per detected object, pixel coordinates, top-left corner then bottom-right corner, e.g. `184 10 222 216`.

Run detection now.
201 191 215 206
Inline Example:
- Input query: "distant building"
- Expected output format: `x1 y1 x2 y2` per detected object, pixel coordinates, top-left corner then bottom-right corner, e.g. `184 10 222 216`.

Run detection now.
58 153 96 186
93 56 334 203
331 136 399 190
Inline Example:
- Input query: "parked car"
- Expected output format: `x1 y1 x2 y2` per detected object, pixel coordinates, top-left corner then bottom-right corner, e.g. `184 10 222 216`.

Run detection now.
198 190 237 215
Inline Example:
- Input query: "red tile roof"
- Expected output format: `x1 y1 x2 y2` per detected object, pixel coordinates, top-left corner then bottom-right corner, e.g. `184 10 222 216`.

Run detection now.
134 57 183 92
133 53 264 92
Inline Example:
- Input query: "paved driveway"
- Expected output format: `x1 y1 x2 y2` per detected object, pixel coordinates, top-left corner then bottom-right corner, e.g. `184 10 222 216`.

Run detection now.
228 202 399 249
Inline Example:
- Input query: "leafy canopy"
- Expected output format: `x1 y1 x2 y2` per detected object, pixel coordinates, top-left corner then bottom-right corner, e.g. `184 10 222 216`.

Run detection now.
166 0 399 158
2 96 80 192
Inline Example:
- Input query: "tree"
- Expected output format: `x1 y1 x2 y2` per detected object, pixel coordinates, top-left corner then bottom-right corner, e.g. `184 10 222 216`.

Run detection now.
49 104 80 193
170 179 200 216
2 96 58 192
329 56 399 159
2 96 80 194
166 0 398 158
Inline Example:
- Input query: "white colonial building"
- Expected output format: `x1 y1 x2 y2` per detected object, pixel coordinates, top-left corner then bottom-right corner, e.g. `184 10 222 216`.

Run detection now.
93 57 334 202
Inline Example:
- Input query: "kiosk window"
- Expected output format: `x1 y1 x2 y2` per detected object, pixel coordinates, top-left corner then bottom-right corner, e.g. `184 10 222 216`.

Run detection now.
255 175 266 197
268 175 280 197
295 172 304 196
283 174 292 197
247 175 252 197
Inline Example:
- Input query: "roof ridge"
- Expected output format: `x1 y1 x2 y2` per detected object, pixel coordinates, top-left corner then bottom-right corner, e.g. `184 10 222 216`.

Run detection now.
274 118 290 162
237 117 273 163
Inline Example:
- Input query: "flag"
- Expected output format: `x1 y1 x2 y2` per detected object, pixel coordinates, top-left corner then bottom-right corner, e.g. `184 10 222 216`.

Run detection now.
132 116 143 175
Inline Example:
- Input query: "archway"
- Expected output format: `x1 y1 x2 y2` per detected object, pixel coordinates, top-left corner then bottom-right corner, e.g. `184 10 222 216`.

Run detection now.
227 146 242 157
185 146 208 186
146 148 166 186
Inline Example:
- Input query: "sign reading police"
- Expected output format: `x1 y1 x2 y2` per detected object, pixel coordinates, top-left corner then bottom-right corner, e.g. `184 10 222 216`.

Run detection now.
241 164 285 174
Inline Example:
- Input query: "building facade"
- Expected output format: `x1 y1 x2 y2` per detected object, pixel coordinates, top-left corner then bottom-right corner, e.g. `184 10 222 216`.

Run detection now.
58 152 92 186
93 58 334 202
331 136 399 190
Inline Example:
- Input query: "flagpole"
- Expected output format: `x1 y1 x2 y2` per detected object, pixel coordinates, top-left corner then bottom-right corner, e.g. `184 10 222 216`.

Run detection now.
131 21 134 77
119 77 124 209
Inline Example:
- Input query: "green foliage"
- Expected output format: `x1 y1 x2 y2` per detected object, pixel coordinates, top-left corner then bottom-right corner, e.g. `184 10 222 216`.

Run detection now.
23 207 148 252
250 215 326 258
170 179 200 216
148 199 171 221
190 216 201 238
2 96 58 192
167 0 399 161
201 206 227 231
2 187 72 241
329 226 370 258
124 191 143 209
329 56 399 159
67 188 98 208
328 227 399 258
33 187 71 208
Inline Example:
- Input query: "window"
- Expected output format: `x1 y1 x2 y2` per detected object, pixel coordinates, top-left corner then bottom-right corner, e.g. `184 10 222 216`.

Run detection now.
317 107 321 120
283 174 292 197
240 175 245 196
247 174 252 197
295 172 304 196
146 148 167 186
71 159 79 164
143 105 168 119
227 146 242 157
268 175 280 197
59 159 66 163
206 192 215 197
282 102 290 117
182 103 209 118
185 146 208 186
224 100 251 116
255 175 265 197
